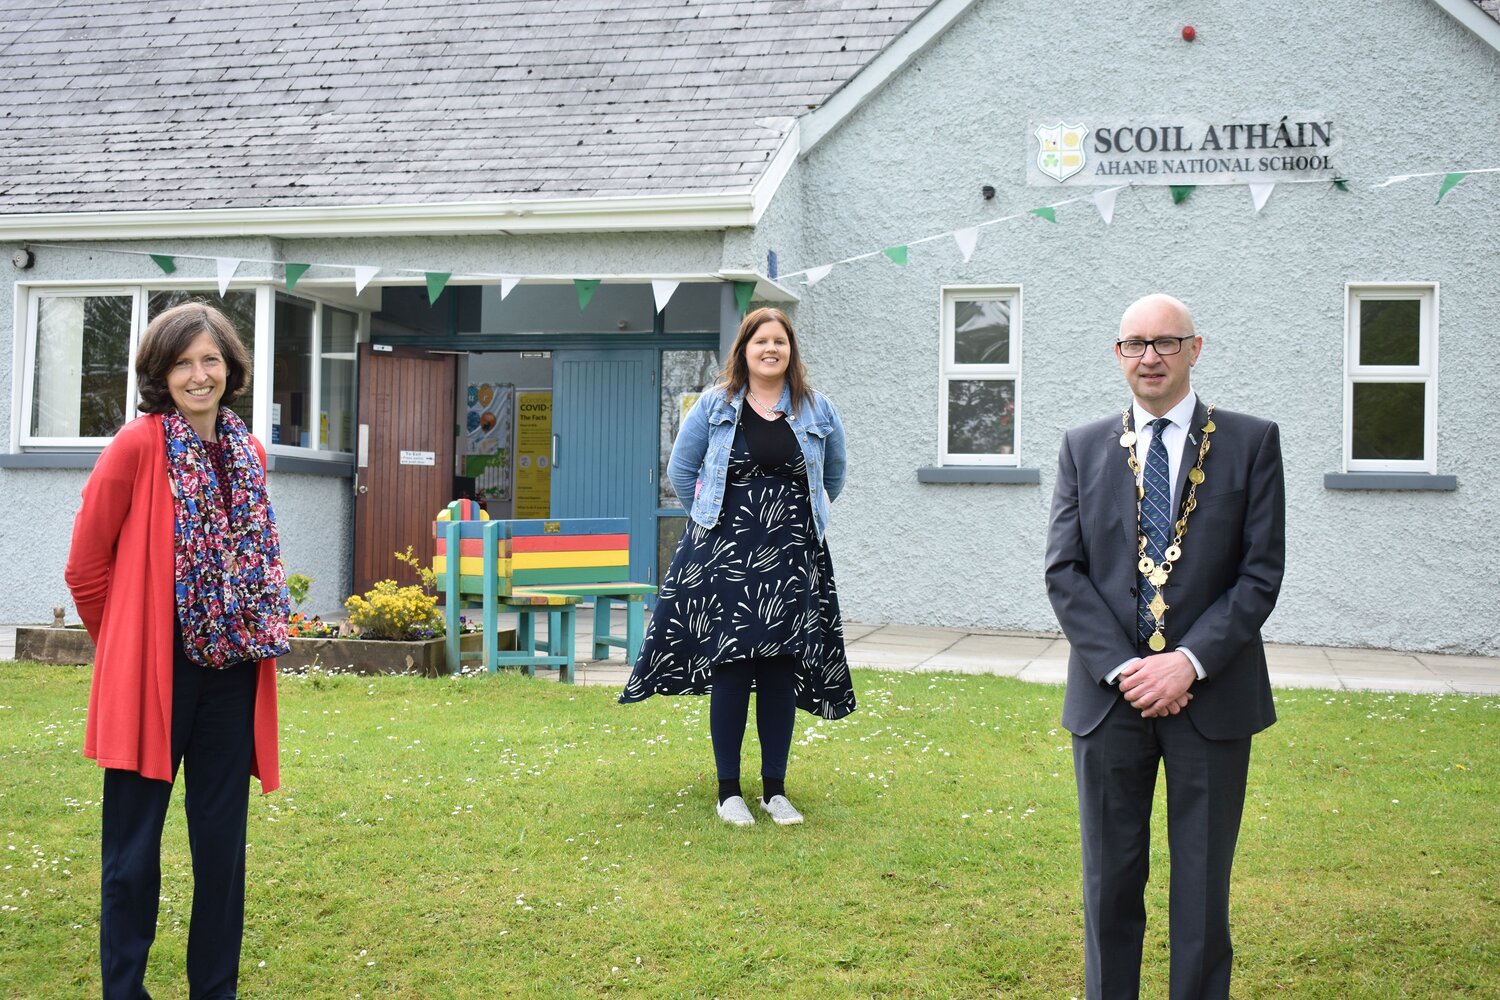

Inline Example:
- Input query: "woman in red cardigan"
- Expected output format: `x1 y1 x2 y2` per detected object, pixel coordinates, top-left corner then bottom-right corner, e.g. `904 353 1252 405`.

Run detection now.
66 301 289 1000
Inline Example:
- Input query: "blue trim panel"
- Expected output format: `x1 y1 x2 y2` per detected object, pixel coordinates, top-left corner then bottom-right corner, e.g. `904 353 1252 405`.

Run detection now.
0 452 98 469
1323 473 1457 491
917 466 1042 485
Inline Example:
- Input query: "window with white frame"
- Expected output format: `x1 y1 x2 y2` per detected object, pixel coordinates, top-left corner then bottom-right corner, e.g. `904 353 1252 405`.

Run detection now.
939 286 1020 466
1344 283 1437 474
24 290 138 445
17 283 359 457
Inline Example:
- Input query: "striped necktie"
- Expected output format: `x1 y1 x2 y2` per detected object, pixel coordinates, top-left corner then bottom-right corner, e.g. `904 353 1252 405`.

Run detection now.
1138 417 1173 643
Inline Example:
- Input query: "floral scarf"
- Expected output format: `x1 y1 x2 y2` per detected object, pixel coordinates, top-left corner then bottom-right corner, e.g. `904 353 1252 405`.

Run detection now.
164 408 291 668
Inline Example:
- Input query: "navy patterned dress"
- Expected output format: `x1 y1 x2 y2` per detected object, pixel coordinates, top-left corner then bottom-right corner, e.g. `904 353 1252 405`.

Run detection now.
620 417 855 719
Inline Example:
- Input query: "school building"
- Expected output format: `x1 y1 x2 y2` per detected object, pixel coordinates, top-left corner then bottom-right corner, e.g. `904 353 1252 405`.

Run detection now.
3 0 1497 655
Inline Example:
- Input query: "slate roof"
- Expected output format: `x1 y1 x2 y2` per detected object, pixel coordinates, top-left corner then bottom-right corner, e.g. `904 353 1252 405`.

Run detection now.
0 0 931 214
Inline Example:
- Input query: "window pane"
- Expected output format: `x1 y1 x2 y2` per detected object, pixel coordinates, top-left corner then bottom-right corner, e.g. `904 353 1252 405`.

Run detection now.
321 306 357 452
946 379 1015 455
659 349 719 506
148 291 257 424
1352 382 1425 460
1359 299 1420 366
952 299 1010 366
31 295 132 438
273 296 314 448
657 515 687 587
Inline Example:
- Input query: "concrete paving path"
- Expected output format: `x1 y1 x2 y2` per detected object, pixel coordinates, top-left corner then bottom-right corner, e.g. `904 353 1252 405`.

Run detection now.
5 619 1496 696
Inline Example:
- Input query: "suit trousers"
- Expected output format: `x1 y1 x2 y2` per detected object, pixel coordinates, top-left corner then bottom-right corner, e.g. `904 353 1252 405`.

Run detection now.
1072 697 1252 1000
100 643 258 1000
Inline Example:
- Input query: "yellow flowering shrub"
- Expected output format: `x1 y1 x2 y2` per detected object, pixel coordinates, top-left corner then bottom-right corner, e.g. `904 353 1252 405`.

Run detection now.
344 580 444 640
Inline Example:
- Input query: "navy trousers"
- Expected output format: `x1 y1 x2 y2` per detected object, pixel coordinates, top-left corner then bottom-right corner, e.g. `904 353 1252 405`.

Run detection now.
100 643 258 1000
709 655 798 782
1072 698 1253 1000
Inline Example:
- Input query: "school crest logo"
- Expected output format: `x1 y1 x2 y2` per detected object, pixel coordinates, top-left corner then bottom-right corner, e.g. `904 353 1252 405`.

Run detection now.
1034 123 1089 182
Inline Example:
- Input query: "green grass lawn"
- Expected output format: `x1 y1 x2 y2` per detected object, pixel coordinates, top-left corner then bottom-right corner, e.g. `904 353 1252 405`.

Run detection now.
0 662 1495 998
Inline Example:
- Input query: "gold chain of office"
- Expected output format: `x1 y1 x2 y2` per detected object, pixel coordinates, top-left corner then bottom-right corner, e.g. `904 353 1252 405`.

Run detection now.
1120 403 1216 652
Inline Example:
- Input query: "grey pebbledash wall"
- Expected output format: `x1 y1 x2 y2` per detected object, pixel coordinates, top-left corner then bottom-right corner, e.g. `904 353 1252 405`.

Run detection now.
790 0 1500 654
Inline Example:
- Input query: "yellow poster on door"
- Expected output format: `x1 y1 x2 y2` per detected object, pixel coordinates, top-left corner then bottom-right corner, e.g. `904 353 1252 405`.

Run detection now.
514 390 552 518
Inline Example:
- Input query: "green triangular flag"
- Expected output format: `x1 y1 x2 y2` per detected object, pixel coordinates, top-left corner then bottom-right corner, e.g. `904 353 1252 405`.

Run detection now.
1332 177 1350 192
149 254 176 274
733 280 755 316
883 245 908 266
1029 206 1057 223
1436 172 1467 204
284 262 311 291
575 279 601 311
1169 185 1196 205
425 271 451 306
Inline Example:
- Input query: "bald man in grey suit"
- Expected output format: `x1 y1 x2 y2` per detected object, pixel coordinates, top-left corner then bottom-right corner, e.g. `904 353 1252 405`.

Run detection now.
1045 294 1285 1000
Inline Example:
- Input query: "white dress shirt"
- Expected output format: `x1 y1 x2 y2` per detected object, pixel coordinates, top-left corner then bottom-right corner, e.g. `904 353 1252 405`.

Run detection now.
1105 390 1208 685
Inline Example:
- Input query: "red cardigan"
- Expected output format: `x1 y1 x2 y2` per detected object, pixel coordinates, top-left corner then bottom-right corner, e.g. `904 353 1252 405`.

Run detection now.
65 414 280 791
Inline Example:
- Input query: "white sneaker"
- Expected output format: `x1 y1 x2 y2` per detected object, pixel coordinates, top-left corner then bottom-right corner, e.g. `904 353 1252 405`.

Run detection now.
716 795 755 827
759 794 804 826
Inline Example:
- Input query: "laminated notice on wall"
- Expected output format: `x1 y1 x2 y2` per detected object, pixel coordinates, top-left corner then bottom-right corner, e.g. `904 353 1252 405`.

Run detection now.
514 390 552 518
464 382 515 501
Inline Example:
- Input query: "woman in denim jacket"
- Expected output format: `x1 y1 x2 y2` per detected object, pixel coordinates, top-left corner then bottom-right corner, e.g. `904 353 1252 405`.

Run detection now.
621 307 855 827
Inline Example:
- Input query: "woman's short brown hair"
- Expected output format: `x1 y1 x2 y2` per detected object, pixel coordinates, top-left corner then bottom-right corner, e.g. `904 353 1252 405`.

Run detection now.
717 307 812 414
135 301 252 414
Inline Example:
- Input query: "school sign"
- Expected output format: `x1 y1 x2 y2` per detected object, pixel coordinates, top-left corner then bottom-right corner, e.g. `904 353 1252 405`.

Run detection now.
1028 112 1342 185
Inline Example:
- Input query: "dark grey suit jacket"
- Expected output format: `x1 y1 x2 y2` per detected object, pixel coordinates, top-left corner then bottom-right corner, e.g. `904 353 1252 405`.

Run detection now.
1045 399 1285 739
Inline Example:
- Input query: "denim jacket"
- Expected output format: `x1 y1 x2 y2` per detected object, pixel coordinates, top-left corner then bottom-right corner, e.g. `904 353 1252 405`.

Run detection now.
668 384 847 542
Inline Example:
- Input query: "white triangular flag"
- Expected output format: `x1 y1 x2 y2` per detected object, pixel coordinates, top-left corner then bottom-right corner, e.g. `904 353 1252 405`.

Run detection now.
216 258 240 297
1373 175 1412 189
804 264 833 286
953 227 979 263
353 266 379 294
1248 182 1275 214
500 277 520 300
651 279 680 313
1092 187 1122 225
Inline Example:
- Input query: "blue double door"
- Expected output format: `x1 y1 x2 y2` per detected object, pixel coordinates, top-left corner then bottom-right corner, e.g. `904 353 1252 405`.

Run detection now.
550 349 660 586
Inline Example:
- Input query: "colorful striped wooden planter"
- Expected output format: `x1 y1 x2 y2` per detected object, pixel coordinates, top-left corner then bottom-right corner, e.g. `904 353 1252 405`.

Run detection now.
433 503 656 680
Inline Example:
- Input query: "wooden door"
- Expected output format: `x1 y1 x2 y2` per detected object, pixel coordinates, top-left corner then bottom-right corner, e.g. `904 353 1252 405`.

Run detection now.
353 345 456 594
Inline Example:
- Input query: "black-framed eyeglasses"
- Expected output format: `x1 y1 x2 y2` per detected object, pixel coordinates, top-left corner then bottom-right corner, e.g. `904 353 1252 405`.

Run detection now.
1115 335 1194 358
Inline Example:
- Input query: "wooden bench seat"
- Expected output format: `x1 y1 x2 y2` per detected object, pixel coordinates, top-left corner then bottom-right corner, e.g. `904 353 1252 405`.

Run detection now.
433 504 656 681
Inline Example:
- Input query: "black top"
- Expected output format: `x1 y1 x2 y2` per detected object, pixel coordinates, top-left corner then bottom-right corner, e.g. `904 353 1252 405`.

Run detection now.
742 402 797 470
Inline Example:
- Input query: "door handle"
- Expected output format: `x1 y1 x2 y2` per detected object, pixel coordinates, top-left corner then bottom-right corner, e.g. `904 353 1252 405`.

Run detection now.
551 434 559 468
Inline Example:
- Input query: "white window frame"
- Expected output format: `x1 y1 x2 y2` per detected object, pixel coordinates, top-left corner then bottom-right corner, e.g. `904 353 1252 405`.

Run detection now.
1343 282 1438 474
938 284 1021 467
17 286 143 449
12 280 361 460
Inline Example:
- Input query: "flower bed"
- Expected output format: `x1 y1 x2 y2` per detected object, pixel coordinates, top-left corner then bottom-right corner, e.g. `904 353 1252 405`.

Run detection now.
279 636 451 677
14 625 511 677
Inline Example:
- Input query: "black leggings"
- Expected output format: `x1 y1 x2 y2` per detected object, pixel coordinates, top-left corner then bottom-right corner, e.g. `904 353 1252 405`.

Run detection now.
710 655 798 781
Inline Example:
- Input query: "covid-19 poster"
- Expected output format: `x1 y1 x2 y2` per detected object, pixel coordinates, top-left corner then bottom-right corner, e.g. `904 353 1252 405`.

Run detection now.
514 390 552 518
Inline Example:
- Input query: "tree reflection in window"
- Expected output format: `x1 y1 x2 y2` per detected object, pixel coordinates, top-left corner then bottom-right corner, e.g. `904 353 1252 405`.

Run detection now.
953 299 1010 366
947 379 1015 455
